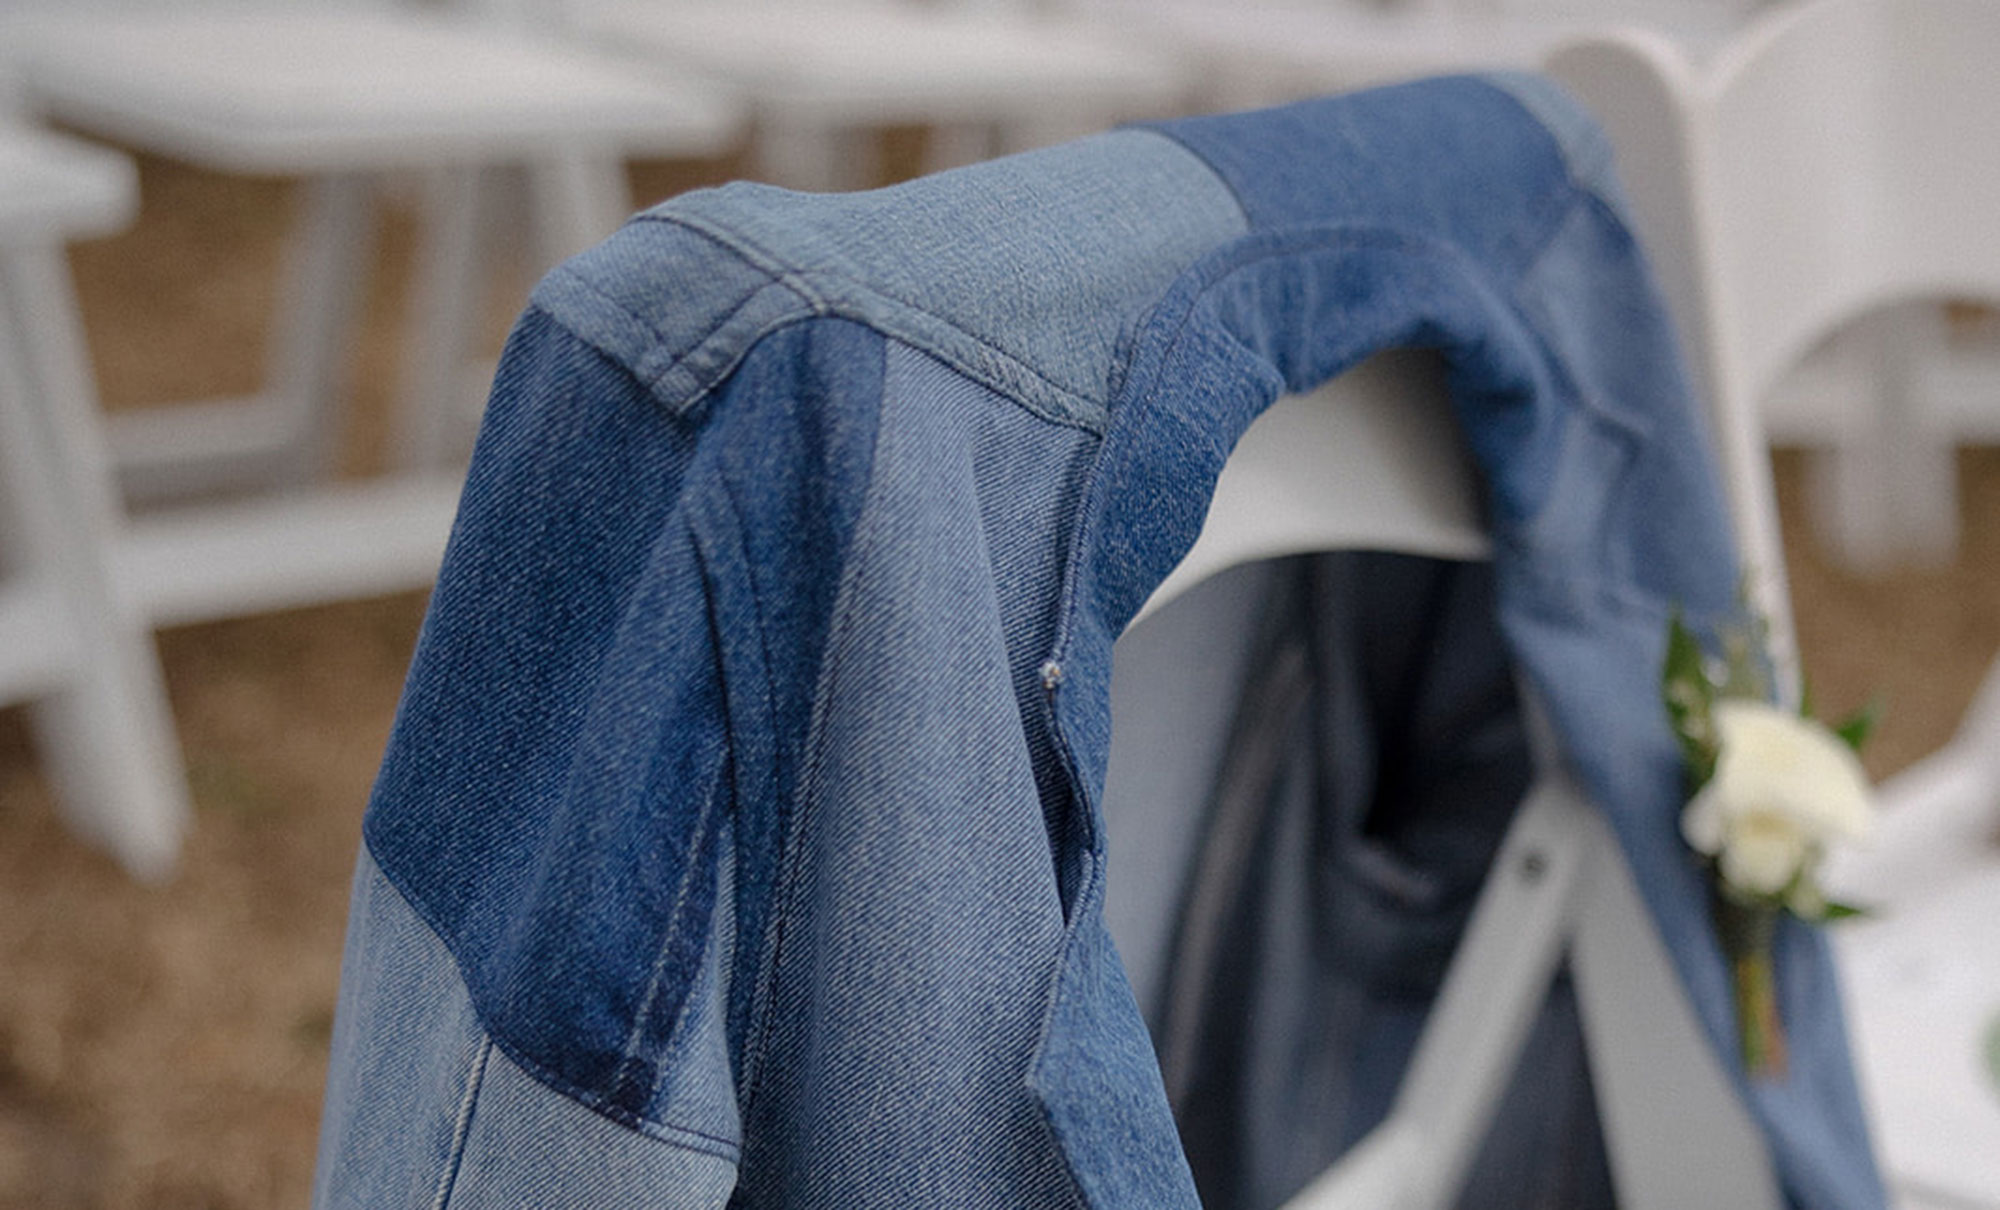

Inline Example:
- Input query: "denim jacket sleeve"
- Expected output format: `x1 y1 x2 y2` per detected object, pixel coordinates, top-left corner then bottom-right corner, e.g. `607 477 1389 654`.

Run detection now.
313 75 1886 1210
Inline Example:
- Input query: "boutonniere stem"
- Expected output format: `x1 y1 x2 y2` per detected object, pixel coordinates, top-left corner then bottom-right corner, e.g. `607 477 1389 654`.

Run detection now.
1663 610 1876 1080
1715 891 1786 1077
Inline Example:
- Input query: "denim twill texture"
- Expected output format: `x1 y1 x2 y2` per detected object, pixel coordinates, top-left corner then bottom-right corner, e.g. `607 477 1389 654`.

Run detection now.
314 75 1886 1209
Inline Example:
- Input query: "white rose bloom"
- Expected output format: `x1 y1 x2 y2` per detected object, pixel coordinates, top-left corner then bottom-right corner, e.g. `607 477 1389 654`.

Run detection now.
1679 699 1873 897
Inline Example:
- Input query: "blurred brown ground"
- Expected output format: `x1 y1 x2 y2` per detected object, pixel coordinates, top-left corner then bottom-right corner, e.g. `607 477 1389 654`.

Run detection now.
2 143 1997 1209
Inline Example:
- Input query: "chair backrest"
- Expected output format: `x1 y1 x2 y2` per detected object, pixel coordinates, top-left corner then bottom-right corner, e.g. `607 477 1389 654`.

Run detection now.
1549 0 2000 675
1110 354 1781 1208
1701 0 2000 409
1478 0 1766 43
1133 349 1486 626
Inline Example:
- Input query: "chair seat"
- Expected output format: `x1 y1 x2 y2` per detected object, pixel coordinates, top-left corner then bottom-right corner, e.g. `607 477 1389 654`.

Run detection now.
0 122 134 240
569 0 1186 125
12 9 740 174
1089 0 1554 98
115 470 462 629
1083 0 1742 108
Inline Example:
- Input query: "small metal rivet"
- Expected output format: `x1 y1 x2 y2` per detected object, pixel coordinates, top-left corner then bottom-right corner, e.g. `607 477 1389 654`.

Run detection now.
1039 660 1064 691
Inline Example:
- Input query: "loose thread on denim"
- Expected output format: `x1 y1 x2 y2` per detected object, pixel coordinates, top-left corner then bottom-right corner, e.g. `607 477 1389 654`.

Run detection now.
614 755 728 1110
430 1036 492 1210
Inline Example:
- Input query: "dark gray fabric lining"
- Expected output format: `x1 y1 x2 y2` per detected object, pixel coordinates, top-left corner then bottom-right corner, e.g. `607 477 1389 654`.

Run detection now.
1142 553 1613 1210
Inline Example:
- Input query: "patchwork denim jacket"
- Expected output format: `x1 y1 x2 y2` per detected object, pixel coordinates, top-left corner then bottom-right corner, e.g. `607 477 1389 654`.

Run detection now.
312 76 1884 1209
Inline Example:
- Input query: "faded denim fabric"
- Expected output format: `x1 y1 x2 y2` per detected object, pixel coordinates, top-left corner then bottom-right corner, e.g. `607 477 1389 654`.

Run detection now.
314 75 1884 1209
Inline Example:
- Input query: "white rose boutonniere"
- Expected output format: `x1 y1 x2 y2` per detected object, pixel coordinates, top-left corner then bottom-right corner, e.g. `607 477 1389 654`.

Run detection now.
1663 611 1877 1078
1680 700 1873 908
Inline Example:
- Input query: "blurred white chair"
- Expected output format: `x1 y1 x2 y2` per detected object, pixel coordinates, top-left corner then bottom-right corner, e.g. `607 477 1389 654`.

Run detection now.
0 2 739 874
9 1 739 485
1825 655 2000 906
0 117 187 880
1550 0 2000 576
1122 353 1780 1210
1822 637 2000 1210
1550 6 2000 1203
1066 0 1553 112
1066 0 1763 114
1831 864 2000 1210
559 0 1189 190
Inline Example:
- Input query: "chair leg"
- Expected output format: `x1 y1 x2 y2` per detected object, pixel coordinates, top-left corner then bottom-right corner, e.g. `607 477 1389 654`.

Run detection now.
1884 303 1960 566
756 119 878 191
392 154 628 472
925 121 999 174
0 244 187 880
1286 768 1785 1210
266 172 377 484
1 242 126 535
1282 779 1590 1210
998 108 1112 157
527 151 630 268
105 172 379 501
394 164 490 471
23 644 188 881
1808 304 1959 570
1569 806 1782 1210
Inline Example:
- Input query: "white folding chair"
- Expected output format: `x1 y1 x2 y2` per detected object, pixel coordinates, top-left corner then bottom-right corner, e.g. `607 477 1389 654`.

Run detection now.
0 118 187 880
558 0 1189 190
0 2 738 873
9 1 740 487
1548 0 2000 578
1112 348 1781 1209
1548 7 2000 1203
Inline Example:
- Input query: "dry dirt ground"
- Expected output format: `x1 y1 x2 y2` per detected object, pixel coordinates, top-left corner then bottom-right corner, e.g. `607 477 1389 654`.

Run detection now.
3 148 1997 1209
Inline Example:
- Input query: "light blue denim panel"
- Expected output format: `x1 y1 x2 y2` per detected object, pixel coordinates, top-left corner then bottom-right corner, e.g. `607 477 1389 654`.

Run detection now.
734 343 1104 1205
646 129 1248 431
447 1050 733 1209
314 849 743 1209
528 218 811 420
314 850 493 1210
